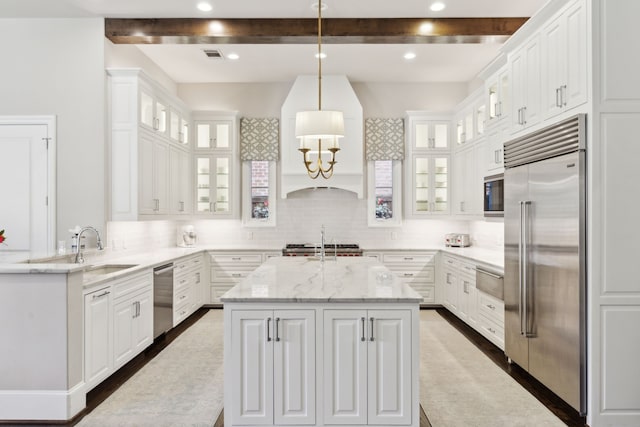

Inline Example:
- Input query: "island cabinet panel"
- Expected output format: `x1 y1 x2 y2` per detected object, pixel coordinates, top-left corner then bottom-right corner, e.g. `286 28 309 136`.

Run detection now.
229 309 316 426
83 286 113 392
323 310 368 425
323 309 413 426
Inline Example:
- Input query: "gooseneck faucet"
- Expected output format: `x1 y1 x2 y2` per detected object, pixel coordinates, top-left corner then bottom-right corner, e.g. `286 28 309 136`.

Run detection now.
74 226 104 263
320 224 326 263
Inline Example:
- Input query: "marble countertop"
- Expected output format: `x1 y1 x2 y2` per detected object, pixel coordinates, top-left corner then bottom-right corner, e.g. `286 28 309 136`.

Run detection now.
220 257 423 303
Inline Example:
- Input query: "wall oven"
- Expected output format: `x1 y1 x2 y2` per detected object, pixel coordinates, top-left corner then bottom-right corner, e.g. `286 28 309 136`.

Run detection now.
484 173 504 217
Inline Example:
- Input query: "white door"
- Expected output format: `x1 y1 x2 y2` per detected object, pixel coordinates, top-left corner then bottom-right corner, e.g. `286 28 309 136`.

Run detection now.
323 310 367 425
273 310 316 425
367 310 412 425
133 289 153 354
230 310 273 425
138 130 155 214
113 297 135 369
0 122 51 252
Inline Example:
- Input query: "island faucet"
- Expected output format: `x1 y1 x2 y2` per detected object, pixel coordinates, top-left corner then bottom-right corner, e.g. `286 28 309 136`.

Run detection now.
74 226 104 263
320 225 325 263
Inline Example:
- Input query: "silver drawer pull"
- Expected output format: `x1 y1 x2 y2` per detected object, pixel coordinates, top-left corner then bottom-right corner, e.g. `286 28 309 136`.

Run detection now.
180 279 187 284
487 304 496 310
403 257 414 261
231 273 242 277
275 318 281 342
488 327 496 334
180 295 187 300
232 257 241 261
403 273 414 277
447 260 454 264
92 290 110 299
361 317 366 342
369 317 375 342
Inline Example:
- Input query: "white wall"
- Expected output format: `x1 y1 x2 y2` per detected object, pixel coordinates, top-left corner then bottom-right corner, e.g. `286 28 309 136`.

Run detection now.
178 81 468 118
0 18 105 244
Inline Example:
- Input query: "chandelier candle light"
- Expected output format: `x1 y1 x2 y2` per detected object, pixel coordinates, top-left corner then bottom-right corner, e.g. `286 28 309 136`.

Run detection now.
295 1 345 179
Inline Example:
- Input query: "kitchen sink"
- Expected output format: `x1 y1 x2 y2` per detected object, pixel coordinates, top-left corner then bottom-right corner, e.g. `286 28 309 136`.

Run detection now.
83 264 138 278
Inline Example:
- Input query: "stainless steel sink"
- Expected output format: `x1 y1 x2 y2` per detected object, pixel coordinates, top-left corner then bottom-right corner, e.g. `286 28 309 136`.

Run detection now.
84 264 138 278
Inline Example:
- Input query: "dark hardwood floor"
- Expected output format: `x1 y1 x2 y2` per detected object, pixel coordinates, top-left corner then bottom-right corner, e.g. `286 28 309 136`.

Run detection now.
433 307 588 427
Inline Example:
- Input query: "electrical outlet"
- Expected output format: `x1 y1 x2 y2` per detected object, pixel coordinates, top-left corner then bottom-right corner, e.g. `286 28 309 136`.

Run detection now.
391 232 398 240
245 231 253 240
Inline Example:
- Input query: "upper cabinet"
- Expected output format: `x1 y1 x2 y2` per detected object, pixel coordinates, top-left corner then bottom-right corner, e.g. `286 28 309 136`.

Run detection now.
193 113 239 218
106 68 192 221
541 0 587 120
410 118 450 151
510 34 542 132
486 65 510 125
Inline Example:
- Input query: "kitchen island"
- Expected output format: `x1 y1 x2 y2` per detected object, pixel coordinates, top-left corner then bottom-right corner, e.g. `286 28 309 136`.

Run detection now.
221 256 422 427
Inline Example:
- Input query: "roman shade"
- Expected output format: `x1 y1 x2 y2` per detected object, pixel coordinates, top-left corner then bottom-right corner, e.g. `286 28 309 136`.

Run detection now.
240 117 279 161
365 118 405 161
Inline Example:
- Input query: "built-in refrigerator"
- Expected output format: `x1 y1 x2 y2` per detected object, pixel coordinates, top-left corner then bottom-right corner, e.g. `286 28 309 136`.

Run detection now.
504 114 586 414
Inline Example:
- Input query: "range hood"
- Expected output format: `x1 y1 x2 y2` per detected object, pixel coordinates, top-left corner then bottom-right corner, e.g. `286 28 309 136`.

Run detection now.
280 75 364 198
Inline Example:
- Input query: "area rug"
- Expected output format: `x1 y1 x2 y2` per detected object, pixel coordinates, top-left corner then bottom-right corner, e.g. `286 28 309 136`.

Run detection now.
77 309 224 427
419 310 566 427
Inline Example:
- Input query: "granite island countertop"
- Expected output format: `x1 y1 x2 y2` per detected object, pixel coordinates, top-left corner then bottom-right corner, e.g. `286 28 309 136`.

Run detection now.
220 256 423 303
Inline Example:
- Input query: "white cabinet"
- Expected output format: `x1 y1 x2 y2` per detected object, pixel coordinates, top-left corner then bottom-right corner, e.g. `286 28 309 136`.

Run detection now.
195 120 232 149
323 309 412 425
169 146 191 215
112 270 153 370
483 124 508 175
107 68 192 220
476 291 505 349
410 118 450 150
173 254 204 326
486 65 510 125
442 257 458 312
83 286 112 392
138 130 169 215
452 143 482 216
510 35 542 132
409 154 450 216
382 252 437 304
208 252 264 304
229 309 316 426
541 0 587 120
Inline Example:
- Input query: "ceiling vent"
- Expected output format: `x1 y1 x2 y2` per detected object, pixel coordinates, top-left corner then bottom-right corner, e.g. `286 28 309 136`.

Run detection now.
203 49 224 59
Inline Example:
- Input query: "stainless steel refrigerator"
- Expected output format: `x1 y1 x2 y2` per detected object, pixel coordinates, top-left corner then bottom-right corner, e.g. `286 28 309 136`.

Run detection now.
504 114 586 414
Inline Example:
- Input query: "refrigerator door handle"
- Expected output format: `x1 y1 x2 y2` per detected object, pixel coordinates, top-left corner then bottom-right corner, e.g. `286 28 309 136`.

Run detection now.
520 200 533 337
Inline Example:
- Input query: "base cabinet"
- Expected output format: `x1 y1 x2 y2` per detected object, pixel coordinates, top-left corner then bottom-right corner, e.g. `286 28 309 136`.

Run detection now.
229 309 316 425
225 304 418 427
83 286 113 392
324 309 412 426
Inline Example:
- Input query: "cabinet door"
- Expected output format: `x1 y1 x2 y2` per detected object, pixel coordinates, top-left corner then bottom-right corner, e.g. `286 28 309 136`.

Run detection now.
457 277 471 322
195 120 232 149
523 37 541 127
213 156 231 213
564 0 587 110
230 310 273 425
132 290 153 355
323 310 368 425
413 120 449 150
154 140 169 214
138 131 156 214
84 287 112 390
139 88 154 129
273 310 316 425
542 13 566 119
367 310 412 425
113 298 135 369
169 147 191 214
444 269 458 312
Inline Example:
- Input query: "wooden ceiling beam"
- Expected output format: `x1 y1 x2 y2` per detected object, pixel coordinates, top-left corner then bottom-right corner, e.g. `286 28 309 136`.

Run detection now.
105 17 528 44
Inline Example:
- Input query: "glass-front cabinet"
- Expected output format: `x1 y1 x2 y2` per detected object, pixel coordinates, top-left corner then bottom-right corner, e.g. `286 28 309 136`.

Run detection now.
411 120 449 150
195 155 231 215
196 121 232 149
412 155 449 215
139 88 168 136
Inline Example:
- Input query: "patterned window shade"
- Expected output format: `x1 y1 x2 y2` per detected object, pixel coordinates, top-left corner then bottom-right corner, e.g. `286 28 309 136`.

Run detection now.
240 118 280 161
365 118 405 161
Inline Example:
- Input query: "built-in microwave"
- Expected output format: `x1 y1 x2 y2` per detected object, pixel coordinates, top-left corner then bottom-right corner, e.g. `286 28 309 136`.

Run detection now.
484 173 504 217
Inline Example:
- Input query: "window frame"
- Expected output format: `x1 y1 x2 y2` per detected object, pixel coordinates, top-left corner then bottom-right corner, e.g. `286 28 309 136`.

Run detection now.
367 159 403 227
242 160 277 227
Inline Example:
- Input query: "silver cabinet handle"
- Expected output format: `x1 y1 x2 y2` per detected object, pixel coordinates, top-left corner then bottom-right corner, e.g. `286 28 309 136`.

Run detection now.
195 272 200 284
232 257 242 261
487 304 496 310
403 257 414 261
476 267 503 279
92 290 110 299
275 317 280 342
132 301 137 319
522 107 527 125
403 273 414 277
209 202 213 212
369 317 375 342
498 101 502 117
266 317 272 342
361 317 366 342
460 201 465 212
556 87 562 107
463 281 470 294
488 327 496 334
562 84 567 106
137 301 140 317
179 201 184 212
519 200 532 337
446 272 452 284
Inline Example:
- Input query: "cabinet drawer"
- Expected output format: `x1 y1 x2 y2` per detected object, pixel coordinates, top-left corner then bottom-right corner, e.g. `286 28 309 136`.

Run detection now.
112 270 152 301
477 314 505 349
173 303 191 325
174 273 191 291
406 284 436 304
210 253 262 264
174 285 191 307
459 262 476 277
391 266 435 282
210 284 234 303
211 267 256 282
478 291 505 324
175 255 204 273
442 256 459 269
383 253 435 264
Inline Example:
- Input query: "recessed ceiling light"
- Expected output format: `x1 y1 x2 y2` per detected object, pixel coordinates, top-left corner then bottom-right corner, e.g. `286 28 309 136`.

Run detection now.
312 2 328 12
197 2 213 12
430 2 446 12
404 52 417 60
315 52 327 59
227 53 239 60
209 21 224 33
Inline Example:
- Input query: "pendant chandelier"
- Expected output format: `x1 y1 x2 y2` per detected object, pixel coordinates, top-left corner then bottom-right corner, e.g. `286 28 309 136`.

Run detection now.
295 2 345 179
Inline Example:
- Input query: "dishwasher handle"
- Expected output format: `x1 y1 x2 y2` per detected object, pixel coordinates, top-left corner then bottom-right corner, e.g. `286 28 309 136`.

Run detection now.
154 263 174 275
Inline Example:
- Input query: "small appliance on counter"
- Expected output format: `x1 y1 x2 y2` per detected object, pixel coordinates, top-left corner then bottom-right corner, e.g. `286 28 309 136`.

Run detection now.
445 233 471 247
179 225 197 247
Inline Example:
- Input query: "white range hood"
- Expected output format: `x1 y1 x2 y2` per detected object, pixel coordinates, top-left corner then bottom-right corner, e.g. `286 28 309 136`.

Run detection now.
281 75 364 198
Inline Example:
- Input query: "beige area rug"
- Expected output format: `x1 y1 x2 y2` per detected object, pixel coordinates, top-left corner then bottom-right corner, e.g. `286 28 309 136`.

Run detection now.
419 310 566 427
78 309 224 427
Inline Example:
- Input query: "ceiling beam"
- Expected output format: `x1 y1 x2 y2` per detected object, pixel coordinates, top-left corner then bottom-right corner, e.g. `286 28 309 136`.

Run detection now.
105 17 528 44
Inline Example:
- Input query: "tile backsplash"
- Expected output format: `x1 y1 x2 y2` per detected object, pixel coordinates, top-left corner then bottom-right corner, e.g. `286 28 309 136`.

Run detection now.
107 189 504 251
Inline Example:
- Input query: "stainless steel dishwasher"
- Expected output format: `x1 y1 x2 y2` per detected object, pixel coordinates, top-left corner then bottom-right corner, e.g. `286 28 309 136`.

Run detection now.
153 263 174 338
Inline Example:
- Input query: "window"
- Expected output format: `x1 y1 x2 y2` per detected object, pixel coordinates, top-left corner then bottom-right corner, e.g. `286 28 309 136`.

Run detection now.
368 160 402 227
242 160 276 226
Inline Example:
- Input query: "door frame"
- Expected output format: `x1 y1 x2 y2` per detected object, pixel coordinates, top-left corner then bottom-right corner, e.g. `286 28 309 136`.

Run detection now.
0 115 56 251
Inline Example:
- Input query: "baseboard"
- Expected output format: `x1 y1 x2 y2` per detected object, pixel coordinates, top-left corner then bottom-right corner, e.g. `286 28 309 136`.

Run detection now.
0 382 85 421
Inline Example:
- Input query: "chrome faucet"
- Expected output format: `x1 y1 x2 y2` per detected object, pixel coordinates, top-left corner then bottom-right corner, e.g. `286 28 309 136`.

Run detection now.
74 226 104 263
